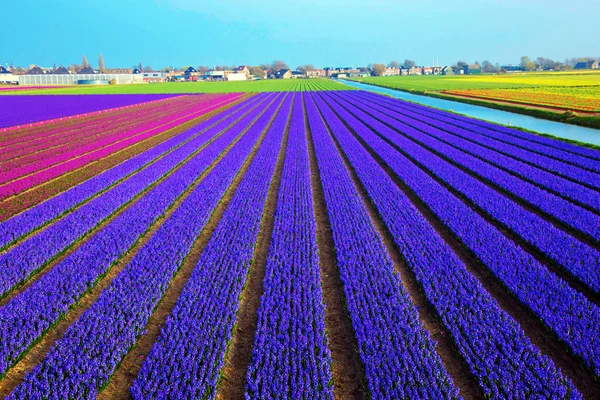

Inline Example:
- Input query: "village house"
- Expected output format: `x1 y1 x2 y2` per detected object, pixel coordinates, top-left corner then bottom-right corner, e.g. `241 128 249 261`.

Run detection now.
183 66 199 81
307 69 326 78
26 66 46 75
383 67 400 76
141 72 166 83
274 69 292 79
441 66 454 75
574 60 599 70
233 65 250 79
104 68 133 74
0 66 18 84
463 64 482 75
226 71 247 81
50 65 70 74
77 65 96 74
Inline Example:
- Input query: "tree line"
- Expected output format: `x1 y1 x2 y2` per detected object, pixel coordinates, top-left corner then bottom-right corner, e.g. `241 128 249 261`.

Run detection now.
6 55 599 76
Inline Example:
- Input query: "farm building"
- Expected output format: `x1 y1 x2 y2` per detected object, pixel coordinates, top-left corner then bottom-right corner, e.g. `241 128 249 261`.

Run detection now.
463 64 482 74
18 72 146 85
77 66 96 74
184 67 199 81
0 66 18 84
274 69 292 79
442 66 454 75
307 69 326 78
226 72 247 81
233 66 250 79
574 60 599 69
141 72 166 83
26 66 45 75
383 67 400 76
50 66 69 74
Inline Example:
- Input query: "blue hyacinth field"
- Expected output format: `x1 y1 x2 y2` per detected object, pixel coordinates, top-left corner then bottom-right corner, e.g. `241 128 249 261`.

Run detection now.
0 90 598 399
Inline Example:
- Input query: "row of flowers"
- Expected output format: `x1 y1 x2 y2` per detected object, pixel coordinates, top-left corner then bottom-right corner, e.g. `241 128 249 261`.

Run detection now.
0 95 207 167
0 95 261 252
0 94 241 199
0 95 264 302
330 91 600 375
244 94 334 399
353 91 600 214
374 90 600 161
443 89 600 112
318 91 582 398
306 92 459 398
0 94 179 129
0 95 272 380
132 93 291 399
8 93 280 398
376 92 600 216
340 91 600 292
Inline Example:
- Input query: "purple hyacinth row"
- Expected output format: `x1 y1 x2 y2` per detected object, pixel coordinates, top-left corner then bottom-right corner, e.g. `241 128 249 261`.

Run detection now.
347 92 600 234
313 92 580 398
245 94 334 399
305 93 459 399
388 104 600 190
8 94 284 399
321 91 600 377
353 91 600 212
0 94 274 378
333 92 600 293
342 93 600 243
0 94 262 251
131 94 291 399
0 94 179 128
0 94 269 300
358 90 600 163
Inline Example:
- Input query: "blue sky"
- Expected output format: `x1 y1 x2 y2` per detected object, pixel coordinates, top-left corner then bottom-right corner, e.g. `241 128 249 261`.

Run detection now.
3 0 598 69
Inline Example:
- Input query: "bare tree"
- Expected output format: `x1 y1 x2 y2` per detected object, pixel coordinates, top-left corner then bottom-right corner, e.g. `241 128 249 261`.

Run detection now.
53 63 57 70
402 59 416 68
98 54 105 72
68 64 77 74
144 66 153 72
481 60 497 73
82 55 89 67
138 62 143 72
250 66 264 77
197 66 210 74
271 60 289 71
388 60 400 69
371 63 387 76
520 56 535 71
296 64 314 74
